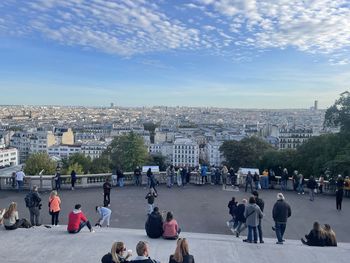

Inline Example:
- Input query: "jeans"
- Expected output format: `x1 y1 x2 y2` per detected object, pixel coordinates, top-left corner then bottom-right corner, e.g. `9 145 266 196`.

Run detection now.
254 181 260 190
275 223 286 242
247 226 257 242
181 174 186 186
69 221 92 233
245 182 253 192
235 221 247 234
51 211 60 225
17 180 24 191
261 177 269 189
55 179 61 190
177 174 182 186
99 212 111 226
119 178 124 187
135 175 141 186
29 207 40 226
297 184 304 193
281 180 287 191
201 176 208 184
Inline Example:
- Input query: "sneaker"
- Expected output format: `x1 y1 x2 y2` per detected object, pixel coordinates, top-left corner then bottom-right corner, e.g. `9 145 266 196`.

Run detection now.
276 241 283 245
272 226 276 231
243 239 250 243
260 240 264 243
90 229 95 233
301 238 307 245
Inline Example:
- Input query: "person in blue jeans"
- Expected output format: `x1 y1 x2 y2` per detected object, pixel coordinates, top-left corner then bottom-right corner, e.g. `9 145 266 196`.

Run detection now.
272 193 292 244
245 171 253 192
243 197 263 243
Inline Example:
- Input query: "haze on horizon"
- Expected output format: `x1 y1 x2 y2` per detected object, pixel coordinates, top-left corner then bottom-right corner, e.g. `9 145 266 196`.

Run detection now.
0 0 350 109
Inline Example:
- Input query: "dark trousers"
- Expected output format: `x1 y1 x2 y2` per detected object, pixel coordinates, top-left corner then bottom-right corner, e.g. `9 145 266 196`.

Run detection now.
104 193 110 206
68 221 92 233
245 182 253 192
336 198 343 210
71 179 76 188
181 174 186 186
55 180 61 190
275 223 286 242
201 176 208 184
336 190 343 210
257 219 263 242
29 207 40 226
51 211 60 225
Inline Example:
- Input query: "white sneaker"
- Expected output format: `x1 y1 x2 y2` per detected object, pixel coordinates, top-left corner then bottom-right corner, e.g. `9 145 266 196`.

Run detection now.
90 229 95 233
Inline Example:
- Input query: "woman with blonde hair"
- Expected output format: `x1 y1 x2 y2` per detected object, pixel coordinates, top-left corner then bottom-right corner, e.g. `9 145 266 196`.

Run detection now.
101 241 132 263
3 202 31 230
323 224 337 246
49 190 61 226
169 238 195 263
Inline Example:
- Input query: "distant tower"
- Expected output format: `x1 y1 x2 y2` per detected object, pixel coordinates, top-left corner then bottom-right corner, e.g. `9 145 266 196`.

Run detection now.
314 100 318 110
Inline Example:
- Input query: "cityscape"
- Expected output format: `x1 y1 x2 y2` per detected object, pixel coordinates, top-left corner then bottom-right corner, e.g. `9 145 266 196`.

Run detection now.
0 101 334 170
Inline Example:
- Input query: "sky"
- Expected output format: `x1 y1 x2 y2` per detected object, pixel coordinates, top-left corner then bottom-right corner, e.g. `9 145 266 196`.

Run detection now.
0 0 350 109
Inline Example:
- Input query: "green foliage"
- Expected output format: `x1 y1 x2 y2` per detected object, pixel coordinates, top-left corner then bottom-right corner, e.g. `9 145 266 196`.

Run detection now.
296 133 350 178
66 163 84 175
90 155 112 174
24 153 57 175
260 149 297 172
62 153 92 174
149 154 168 171
105 132 149 172
324 91 350 133
220 136 273 170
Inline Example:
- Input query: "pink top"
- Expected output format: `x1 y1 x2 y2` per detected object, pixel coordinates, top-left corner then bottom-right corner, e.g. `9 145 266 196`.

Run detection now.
163 219 179 237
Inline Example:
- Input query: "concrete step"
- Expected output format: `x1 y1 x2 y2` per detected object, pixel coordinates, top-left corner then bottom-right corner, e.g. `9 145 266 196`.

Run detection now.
0 226 349 263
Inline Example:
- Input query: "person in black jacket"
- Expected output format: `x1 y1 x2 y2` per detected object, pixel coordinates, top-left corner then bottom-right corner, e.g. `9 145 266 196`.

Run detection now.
134 166 142 187
307 176 318 201
101 241 132 263
169 238 195 263
336 175 344 210
227 197 238 229
233 199 247 237
129 241 160 263
272 193 291 244
25 185 42 226
103 178 112 207
301 221 325 246
145 207 163 238
253 191 265 243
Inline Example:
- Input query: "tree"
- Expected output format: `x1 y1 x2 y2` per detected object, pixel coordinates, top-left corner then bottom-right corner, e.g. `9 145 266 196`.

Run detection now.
149 154 168 171
62 153 92 174
324 91 350 133
260 149 297 173
220 137 273 170
24 153 57 175
104 132 149 172
90 155 112 174
67 163 84 175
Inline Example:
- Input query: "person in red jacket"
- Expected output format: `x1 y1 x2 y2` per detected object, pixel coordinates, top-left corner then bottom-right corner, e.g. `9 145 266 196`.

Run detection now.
67 204 94 234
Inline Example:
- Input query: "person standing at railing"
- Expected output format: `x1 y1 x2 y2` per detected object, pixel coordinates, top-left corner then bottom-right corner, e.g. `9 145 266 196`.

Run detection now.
280 168 289 191
166 165 175 188
15 168 25 192
70 170 77 190
134 166 142 186
336 175 344 211
307 176 318 201
117 169 125 187
54 171 61 190
261 169 269 189
245 171 253 193
200 165 208 184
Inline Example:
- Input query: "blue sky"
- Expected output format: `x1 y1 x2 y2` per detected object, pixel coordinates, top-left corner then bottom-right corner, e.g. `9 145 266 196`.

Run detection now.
0 0 350 109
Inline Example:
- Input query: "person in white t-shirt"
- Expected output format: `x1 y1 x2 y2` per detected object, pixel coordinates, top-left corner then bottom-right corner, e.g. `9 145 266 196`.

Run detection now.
15 169 25 191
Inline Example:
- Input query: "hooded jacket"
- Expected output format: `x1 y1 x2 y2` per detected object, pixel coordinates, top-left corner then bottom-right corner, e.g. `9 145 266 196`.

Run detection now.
67 209 88 231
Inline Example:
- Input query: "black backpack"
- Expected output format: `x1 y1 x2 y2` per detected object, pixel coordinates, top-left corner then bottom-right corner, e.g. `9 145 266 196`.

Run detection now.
25 193 35 208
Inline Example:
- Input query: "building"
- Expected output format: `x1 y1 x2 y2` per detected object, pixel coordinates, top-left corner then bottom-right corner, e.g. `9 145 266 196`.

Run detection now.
172 138 199 167
47 144 81 159
29 131 56 155
81 140 108 160
205 141 225 167
54 128 74 145
278 128 313 150
0 147 18 168
149 143 173 163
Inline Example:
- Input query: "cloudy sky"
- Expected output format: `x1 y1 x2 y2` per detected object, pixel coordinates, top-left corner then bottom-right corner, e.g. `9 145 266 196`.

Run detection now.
0 0 349 108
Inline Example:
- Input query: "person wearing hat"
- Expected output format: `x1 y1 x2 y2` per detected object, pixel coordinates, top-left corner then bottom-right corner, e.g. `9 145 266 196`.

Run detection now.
272 193 291 244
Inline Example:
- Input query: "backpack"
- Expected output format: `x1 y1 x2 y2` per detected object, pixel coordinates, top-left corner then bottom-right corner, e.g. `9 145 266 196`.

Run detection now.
25 193 35 208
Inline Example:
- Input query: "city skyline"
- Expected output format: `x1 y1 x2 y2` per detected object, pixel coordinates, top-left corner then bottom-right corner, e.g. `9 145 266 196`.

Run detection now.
1 0 350 108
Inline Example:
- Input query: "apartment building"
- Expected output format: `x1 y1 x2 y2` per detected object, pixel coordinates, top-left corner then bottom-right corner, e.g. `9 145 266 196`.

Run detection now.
172 138 199 167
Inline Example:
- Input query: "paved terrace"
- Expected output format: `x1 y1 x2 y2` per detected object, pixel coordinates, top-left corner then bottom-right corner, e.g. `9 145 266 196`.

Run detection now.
1 226 349 263
0 185 349 241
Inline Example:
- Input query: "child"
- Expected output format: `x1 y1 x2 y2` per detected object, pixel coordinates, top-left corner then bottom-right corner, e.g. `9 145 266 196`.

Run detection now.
145 188 157 215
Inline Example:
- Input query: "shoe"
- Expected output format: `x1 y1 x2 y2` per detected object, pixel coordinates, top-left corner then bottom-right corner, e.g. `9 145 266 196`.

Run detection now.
301 238 307 245
243 239 251 243
260 240 264 243
254 241 258 243
276 241 283 245
90 229 95 233
272 226 276 231
282 239 285 242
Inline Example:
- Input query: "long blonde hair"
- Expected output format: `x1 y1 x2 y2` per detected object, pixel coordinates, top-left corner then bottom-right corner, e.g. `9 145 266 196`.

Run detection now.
323 224 337 246
173 238 190 262
3 202 17 219
111 242 125 263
